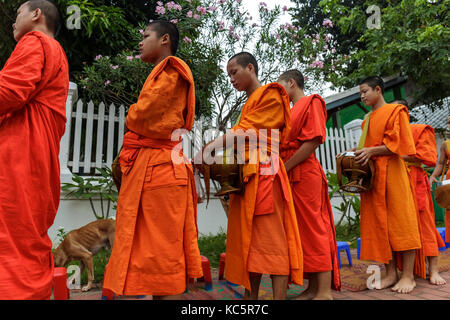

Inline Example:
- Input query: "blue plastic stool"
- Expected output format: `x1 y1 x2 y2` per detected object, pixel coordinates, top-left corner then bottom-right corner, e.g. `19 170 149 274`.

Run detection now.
357 238 361 260
437 227 448 251
336 241 352 268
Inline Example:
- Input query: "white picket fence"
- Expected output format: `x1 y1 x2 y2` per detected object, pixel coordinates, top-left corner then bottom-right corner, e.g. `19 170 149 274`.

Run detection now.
62 97 363 176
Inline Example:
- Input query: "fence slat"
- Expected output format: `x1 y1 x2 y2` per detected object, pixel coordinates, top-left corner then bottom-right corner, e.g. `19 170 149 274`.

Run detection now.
72 100 83 173
95 102 105 169
329 128 337 172
84 101 94 173
117 105 125 153
106 104 116 166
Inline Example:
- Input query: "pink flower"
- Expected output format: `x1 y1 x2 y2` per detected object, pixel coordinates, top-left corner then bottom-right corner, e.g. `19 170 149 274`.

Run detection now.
208 6 218 12
135 55 141 59
183 36 192 44
282 6 288 12
218 21 225 30
323 18 333 28
139 29 144 35
126 56 133 61
332 48 337 54
105 80 111 86
170 19 179 24
309 60 324 68
187 10 193 18
111 65 119 70
95 55 102 60
275 33 281 40
197 6 207 15
155 6 166 15
193 14 201 20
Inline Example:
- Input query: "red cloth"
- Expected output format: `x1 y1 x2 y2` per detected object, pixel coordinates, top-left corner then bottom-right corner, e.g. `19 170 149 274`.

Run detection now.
0 31 69 299
281 95 341 291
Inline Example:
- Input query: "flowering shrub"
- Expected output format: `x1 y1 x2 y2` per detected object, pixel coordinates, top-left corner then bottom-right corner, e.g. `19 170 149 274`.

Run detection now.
76 0 326 125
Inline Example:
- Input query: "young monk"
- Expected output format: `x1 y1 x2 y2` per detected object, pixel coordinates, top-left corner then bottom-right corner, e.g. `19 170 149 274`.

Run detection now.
0 0 69 299
393 99 446 285
195 52 303 300
430 116 450 244
278 70 341 300
353 77 424 294
102 21 203 300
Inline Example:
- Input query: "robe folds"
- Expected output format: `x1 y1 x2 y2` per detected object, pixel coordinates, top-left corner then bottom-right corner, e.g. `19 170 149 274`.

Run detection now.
360 104 425 278
103 56 203 296
446 141 450 242
406 125 445 257
225 83 303 292
280 95 341 291
0 31 69 299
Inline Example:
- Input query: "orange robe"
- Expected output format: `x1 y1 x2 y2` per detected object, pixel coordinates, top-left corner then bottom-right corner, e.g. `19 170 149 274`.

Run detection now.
281 95 341 291
0 31 69 299
103 56 203 296
360 104 425 277
445 141 450 242
406 125 445 256
225 83 303 292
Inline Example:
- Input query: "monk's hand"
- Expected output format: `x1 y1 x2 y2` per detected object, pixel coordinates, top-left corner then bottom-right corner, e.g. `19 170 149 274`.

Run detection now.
429 175 438 186
354 148 373 166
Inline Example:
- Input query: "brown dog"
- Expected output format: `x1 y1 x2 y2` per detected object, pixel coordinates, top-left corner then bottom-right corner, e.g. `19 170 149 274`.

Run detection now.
53 219 115 291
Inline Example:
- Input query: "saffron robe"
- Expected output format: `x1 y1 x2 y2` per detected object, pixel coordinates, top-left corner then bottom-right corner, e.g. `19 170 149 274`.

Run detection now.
0 31 69 299
102 56 203 296
406 125 445 257
225 83 303 292
281 94 341 291
360 104 424 277
445 140 450 242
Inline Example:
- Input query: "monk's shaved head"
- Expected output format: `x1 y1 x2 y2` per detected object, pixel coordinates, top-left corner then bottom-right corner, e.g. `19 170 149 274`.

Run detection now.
360 76 385 94
278 69 305 90
25 0 62 35
228 52 259 76
147 20 179 55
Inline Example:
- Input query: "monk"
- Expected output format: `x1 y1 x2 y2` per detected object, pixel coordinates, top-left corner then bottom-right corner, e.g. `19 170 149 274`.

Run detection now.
0 0 69 299
195 52 303 300
102 21 203 300
393 100 446 285
430 116 450 245
278 70 341 300
352 76 424 294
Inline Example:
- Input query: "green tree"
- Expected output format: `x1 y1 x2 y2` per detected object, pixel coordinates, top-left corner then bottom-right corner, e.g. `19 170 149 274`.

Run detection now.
0 0 161 77
294 0 450 107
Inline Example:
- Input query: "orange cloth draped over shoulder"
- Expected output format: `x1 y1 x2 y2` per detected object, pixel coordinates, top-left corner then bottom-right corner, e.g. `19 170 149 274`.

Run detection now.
406 125 445 257
0 31 69 299
103 56 203 296
445 140 450 242
360 104 425 278
281 95 341 291
225 83 303 292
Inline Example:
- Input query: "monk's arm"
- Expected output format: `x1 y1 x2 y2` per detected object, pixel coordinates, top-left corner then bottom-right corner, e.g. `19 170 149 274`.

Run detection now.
0 35 44 115
284 137 322 172
429 142 447 184
354 145 394 166
402 155 421 163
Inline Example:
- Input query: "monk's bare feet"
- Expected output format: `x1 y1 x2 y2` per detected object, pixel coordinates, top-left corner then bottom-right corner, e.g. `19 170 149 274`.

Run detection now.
378 274 398 290
430 272 447 286
391 276 416 294
312 293 333 300
294 288 316 300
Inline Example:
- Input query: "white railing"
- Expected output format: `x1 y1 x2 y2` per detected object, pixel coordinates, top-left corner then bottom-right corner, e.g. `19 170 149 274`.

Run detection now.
59 83 363 177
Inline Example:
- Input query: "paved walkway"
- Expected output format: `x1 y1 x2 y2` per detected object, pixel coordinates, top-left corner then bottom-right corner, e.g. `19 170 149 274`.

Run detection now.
66 270 450 301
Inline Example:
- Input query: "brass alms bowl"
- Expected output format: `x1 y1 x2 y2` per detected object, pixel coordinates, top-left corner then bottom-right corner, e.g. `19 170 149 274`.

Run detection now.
337 152 375 193
194 153 244 204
